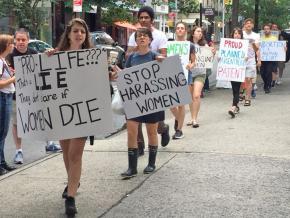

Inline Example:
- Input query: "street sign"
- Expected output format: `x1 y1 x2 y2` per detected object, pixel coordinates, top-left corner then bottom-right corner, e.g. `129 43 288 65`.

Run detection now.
73 0 82 12
204 7 214 16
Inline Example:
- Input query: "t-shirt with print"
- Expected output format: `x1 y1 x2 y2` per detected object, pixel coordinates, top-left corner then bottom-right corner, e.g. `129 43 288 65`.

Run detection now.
128 28 167 52
0 59 15 93
243 31 260 66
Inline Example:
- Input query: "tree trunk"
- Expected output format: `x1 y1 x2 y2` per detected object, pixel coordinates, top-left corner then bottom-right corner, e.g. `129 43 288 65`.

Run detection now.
231 0 239 33
95 5 102 30
254 0 259 31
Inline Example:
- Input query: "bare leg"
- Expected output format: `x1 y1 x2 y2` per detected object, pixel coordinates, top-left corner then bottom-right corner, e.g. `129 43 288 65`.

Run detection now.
192 81 204 122
126 120 139 148
12 124 21 150
60 138 86 197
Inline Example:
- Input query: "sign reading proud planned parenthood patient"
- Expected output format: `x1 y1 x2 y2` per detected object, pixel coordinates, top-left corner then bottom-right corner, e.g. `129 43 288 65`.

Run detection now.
260 41 286 61
217 38 249 82
14 48 114 141
117 55 192 119
195 46 214 69
167 41 190 81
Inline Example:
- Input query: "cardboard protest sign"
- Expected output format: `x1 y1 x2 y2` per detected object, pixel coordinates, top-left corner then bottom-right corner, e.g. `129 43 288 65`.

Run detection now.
260 30 279 41
260 41 286 61
195 46 214 69
14 48 114 141
216 38 249 82
117 55 192 119
167 41 190 81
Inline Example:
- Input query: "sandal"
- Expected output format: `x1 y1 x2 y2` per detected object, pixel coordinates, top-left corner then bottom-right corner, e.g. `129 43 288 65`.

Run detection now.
244 100 251 106
186 121 193 126
192 121 199 128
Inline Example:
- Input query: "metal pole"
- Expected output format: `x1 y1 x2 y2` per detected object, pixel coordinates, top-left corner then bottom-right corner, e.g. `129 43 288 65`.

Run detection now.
222 0 225 37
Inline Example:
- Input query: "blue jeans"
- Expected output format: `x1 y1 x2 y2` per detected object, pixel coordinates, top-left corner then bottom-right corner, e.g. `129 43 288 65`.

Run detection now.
0 92 13 164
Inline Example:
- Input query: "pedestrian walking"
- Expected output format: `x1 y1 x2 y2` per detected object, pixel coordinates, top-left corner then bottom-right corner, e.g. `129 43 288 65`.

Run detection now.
47 18 93 216
242 18 261 105
0 34 16 175
170 21 195 139
187 26 214 128
260 24 278 94
228 28 244 118
126 6 170 153
121 27 165 179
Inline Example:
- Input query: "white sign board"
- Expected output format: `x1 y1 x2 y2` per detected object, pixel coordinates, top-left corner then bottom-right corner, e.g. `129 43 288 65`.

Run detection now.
14 48 113 141
167 41 190 81
217 38 249 82
260 41 286 61
117 56 192 119
73 0 82 12
195 46 214 69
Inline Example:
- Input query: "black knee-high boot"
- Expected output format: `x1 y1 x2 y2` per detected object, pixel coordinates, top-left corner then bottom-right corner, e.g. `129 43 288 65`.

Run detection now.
121 148 138 179
144 145 158 174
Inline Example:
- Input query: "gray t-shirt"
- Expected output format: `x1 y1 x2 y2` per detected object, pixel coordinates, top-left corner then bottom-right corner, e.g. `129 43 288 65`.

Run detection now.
125 51 158 68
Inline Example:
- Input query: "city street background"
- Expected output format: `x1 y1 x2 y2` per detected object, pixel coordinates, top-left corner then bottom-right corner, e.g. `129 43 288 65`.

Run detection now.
1 63 290 217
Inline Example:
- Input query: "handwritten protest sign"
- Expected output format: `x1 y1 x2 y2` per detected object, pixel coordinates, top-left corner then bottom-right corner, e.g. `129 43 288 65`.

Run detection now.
260 30 279 41
216 38 249 82
195 46 214 69
260 41 286 61
14 48 114 141
167 41 190 81
117 55 192 119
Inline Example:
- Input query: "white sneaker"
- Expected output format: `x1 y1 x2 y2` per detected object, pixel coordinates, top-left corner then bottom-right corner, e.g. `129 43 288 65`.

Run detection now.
14 151 24 164
276 79 282 85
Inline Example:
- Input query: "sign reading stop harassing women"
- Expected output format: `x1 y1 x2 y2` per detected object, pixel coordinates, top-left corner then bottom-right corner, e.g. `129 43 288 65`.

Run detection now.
117 56 192 119
14 48 114 141
217 38 248 82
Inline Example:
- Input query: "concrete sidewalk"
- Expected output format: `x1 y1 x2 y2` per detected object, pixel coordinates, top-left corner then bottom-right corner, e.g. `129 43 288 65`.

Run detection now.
1 64 290 217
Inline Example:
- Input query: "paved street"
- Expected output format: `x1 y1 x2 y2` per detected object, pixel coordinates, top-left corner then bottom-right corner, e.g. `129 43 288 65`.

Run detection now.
1 63 290 218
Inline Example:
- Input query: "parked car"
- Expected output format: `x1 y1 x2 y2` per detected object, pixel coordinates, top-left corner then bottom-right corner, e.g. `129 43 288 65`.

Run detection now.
28 39 53 53
90 31 125 68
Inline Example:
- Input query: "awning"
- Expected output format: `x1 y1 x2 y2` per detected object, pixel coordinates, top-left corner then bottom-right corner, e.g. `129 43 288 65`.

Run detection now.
114 21 137 30
178 18 211 26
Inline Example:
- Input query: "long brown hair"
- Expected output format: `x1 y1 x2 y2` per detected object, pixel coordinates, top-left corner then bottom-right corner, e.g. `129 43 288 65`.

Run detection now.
57 18 93 51
0 34 14 54
190 26 206 46
231 28 243 39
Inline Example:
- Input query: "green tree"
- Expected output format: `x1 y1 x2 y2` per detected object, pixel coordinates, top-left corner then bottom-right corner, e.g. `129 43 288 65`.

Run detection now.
168 0 199 16
239 0 290 29
0 0 51 38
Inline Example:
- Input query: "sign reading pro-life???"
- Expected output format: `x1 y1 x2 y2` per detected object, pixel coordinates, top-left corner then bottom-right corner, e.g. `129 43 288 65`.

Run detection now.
167 41 190 82
260 41 286 61
117 55 192 119
217 38 249 82
14 48 114 141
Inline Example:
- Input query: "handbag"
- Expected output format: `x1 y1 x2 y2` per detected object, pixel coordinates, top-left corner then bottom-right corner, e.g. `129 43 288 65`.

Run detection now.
111 89 125 115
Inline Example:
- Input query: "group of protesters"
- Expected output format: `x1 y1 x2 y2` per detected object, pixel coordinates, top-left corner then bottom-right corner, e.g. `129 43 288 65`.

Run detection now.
0 5 289 217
